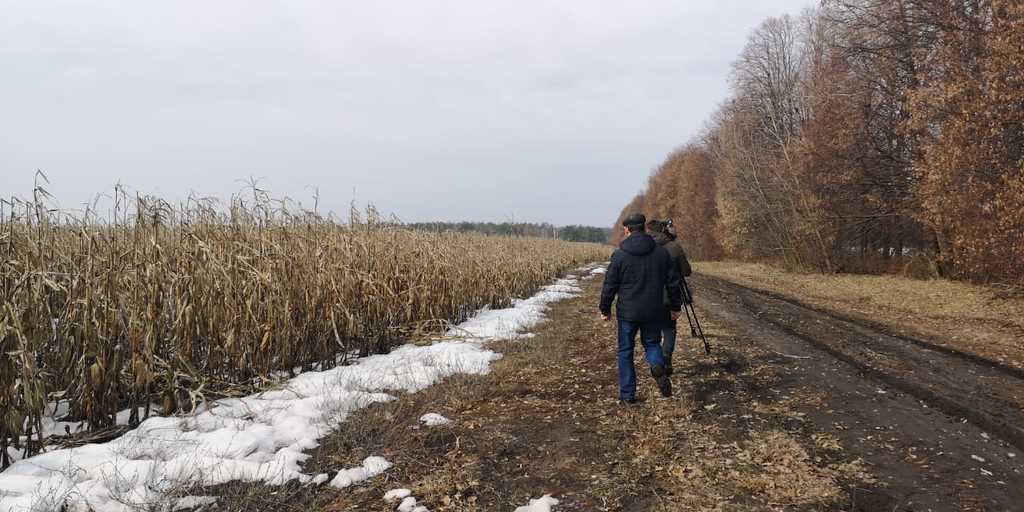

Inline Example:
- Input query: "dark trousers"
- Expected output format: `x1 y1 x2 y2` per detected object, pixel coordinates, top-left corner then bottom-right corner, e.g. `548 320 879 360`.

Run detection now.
616 318 666 400
662 316 677 365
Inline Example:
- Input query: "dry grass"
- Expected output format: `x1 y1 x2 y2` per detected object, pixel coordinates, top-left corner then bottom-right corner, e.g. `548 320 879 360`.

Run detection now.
697 261 1024 367
0 186 607 467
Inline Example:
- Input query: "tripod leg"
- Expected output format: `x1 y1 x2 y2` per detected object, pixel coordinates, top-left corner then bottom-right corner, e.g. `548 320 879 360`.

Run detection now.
689 304 711 354
681 277 698 337
679 275 707 351
683 302 697 337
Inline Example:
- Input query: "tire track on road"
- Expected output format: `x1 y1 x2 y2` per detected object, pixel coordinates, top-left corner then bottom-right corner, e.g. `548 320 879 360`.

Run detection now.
692 273 1024 510
697 274 1024 452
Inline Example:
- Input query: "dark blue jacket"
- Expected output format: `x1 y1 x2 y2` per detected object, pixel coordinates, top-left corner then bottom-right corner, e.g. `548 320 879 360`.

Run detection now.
599 232 683 322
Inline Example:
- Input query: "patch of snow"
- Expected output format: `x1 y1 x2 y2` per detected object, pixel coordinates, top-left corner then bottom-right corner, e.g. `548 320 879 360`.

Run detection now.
389 488 429 511
514 494 559 512
384 488 412 501
397 496 419 512
419 413 450 426
6 403 153 464
172 496 217 511
329 456 391 488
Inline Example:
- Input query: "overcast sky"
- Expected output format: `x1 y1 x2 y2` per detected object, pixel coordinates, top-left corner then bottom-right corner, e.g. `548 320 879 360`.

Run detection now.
2 0 809 226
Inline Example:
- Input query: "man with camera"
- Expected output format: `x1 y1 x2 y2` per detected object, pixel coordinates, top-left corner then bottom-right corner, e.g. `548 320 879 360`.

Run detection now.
645 219 694 376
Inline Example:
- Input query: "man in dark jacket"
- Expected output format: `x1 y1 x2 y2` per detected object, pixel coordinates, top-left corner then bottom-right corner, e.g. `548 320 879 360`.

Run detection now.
600 213 684 403
647 219 693 375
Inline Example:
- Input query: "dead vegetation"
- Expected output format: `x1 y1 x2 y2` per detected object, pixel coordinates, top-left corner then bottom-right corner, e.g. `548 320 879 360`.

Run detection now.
0 185 607 468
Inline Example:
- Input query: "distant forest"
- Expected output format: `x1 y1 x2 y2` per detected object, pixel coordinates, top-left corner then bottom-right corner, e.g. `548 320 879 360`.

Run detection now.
407 222 610 244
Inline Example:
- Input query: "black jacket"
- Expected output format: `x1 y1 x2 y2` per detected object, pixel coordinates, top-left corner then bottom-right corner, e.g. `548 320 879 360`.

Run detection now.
600 232 683 322
651 231 694 304
651 231 692 278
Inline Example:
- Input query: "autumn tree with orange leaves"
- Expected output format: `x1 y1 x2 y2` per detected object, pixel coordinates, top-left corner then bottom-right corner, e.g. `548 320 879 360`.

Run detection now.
910 0 1024 281
612 0 1023 284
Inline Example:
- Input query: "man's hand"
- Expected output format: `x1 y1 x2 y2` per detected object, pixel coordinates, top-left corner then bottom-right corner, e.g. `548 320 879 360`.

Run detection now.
671 310 681 321
601 314 610 322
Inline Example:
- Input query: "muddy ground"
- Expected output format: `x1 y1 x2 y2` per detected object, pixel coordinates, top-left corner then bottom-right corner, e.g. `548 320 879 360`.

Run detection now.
208 271 1023 511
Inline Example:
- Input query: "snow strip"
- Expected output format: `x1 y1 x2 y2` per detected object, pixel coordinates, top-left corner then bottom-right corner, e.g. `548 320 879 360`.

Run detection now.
447 277 583 341
419 413 450 426
0 265 601 512
514 494 559 512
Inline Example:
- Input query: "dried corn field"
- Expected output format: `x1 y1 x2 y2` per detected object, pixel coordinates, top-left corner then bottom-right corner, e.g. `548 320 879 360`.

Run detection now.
0 191 607 468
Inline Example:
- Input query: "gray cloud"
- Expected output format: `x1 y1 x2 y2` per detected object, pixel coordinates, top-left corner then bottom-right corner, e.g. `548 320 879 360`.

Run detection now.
1 0 809 225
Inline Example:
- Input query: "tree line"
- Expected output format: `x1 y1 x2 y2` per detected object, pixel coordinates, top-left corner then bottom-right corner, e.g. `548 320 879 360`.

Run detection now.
407 221 611 244
613 0 1022 284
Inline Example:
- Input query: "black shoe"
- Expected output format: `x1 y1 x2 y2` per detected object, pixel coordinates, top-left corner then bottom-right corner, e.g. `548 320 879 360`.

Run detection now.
665 365 674 377
618 397 642 406
651 365 673 398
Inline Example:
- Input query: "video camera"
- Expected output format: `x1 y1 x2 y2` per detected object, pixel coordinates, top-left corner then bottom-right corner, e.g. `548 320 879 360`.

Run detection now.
661 218 678 239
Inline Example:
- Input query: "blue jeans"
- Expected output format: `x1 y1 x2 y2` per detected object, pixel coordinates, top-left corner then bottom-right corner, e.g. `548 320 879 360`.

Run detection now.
662 316 677 366
616 319 666 400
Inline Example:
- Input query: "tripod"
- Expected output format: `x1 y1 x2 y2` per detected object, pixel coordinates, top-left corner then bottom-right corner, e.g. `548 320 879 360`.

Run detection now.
681 275 710 354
